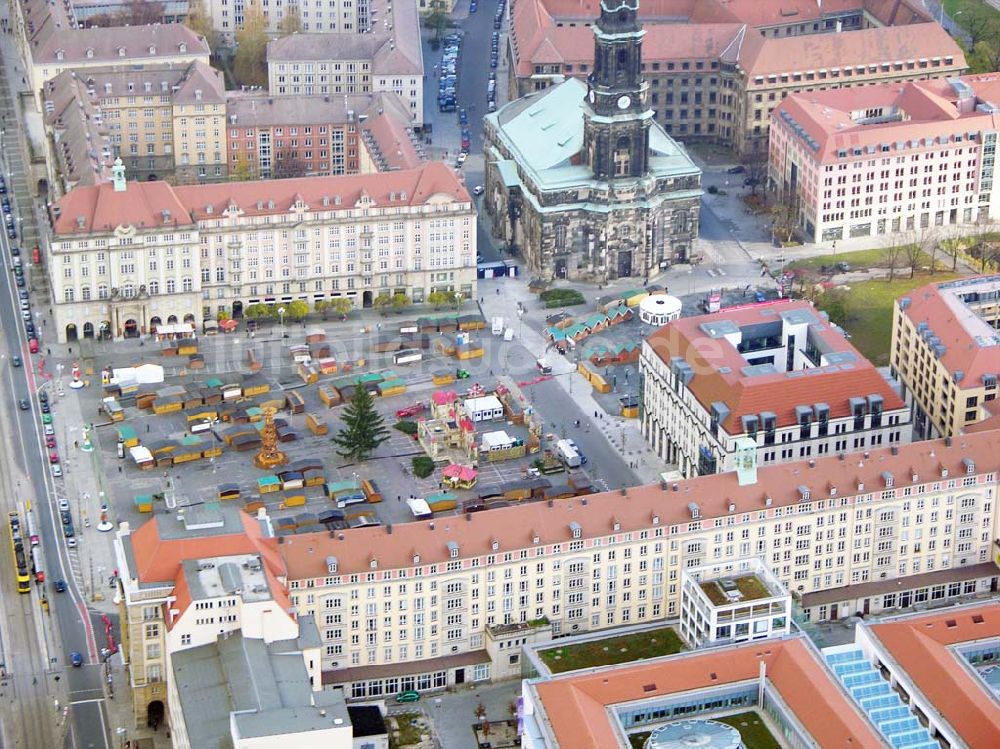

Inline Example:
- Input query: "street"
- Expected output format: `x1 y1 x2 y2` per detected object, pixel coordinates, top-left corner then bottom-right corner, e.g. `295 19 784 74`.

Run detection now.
0 41 111 749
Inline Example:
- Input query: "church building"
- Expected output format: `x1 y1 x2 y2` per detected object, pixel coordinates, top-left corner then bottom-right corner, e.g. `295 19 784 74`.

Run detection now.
483 0 702 281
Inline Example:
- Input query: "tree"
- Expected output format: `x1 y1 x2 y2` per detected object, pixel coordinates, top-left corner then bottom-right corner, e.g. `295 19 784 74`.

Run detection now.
217 310 231 322
373 292 393 316
329 297 353 318
272 155 310 179
278 5 302 35
423 0 450 46
770 196 799 244
742 141 768 197
234 0 268 88
474 702 490 738
391 292 409 312
229 152 254 182
427 290 454 309
817 288 850 329
185 0 219 48
881 238 905 283
314 299 329 314
332 387 390 462
286 299 310 321
244 303 270 320
119 0 165 25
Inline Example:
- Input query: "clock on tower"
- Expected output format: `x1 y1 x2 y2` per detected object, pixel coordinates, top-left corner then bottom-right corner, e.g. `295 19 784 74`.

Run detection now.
583 0 652 181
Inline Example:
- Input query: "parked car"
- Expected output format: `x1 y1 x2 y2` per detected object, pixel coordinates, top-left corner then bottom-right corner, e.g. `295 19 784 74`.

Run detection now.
58 498 70 512
46 435 56 448
726 165 745 174
60 510 72 525
51 464 63 478
62 520 74 537
49 451 60 464
473 185 485 196
69 651 83 667
395 402 428 418
396 690 420 703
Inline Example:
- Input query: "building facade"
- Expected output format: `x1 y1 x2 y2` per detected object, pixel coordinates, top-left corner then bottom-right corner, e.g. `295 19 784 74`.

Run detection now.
46 160 475 342
641 299 911 477
770 75 1000 244
508 0 964 156
274 432 998 698
266 0 424 125
205 0 373 38
225 91 422 179
891 275 1000 439
10 0 212 109
483 0 701 280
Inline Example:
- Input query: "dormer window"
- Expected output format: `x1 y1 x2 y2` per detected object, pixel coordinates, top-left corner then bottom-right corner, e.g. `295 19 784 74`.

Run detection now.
798 485 810 502
964 458 975 474
531 533 540 545
179 43 187 53
491 539 499 551
326 556 338 574
569 521 581 539
882 472 894 488
85 48 94 59
612 519 621 532
412 553 420 565
148 45 156 54
447 541 459 559
55 49 65 61
651 514 660 525
118 47 127 57
369 558 378 569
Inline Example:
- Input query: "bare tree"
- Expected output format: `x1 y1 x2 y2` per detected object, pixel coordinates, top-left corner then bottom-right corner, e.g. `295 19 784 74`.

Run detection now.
118 0 165 24
742 141 768 198
901 229 935 279
881 235 905 283
960 1 1000 50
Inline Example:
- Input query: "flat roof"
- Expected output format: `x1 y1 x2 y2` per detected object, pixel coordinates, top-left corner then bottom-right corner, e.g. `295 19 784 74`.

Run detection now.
865 603 1000 748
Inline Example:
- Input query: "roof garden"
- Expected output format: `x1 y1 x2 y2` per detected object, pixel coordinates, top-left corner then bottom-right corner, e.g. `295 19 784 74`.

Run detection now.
538 626 684 674
699 574 773 607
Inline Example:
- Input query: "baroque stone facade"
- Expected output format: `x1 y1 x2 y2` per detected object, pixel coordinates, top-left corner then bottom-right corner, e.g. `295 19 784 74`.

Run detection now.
483 0 701 282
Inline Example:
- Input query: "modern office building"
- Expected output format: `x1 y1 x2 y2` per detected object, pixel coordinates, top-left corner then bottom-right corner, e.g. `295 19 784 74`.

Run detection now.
519 634 886 749
507 0 964 156
45 160 475 342
770 74 1000 244
679 557 791 648
640 299 910 477
483 0 701 279
890 275 1000 439
266 0 424 125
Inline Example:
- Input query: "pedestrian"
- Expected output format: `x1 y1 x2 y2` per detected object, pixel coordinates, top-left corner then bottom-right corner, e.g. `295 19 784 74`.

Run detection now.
74 440 78 449
496 288 500 295
397 495 401 502
480 297 484 304
594 410 598 418
118 465 122 474
146 424 150 433
46 347 51 355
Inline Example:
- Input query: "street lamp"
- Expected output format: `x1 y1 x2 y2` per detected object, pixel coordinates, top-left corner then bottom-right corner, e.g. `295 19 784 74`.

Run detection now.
277 306 286 338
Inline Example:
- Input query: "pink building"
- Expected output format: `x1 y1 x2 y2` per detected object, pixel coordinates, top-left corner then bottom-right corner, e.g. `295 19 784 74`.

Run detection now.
769 74 1000 243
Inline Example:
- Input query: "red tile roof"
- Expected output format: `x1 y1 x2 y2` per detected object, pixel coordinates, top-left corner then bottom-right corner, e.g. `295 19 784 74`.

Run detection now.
895 275 1000 389
51 162 470 235
645 299 904 431
868 604 1000 748
532 637 884 749
280 430 998 578
773 75 1000 162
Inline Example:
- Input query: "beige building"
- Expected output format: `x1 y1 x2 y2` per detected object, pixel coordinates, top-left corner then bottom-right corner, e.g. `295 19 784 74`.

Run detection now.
43 61 227 192
266 0 424 125
508 0 965 156
891 275 1000 439
12 0 211 109
45 160 475 342
205 0 373 38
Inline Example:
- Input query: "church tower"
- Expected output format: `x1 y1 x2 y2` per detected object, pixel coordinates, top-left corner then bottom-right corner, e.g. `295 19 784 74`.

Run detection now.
583 0 652 181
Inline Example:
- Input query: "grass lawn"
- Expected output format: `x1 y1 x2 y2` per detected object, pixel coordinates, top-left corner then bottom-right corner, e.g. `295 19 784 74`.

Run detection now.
389 713 424 749
717 712 782 749
627 712 780 749
815 272 959 365
785 247 895 273
539 626 684 674
700 574 772 606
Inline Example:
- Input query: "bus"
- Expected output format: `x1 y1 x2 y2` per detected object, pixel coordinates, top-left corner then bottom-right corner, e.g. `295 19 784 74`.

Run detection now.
8 512 30 593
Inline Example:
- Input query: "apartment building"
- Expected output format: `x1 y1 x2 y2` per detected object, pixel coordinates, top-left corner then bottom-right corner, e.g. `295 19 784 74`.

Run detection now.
508 0 964 156
42 61 227 191
890 275 1000 440
266 0 424 124
225 91 423 179
113 505 283 726
45 160 475 342
12 0 211 109
119 431 1000 704
770 75 1000 244
205 0 372 38
640 299 910 478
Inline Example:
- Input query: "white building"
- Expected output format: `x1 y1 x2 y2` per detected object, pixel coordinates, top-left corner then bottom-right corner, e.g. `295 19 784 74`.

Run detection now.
266 0 424 124
640 299 911 477
679 558 791 649
464 396 505 422
770 74 1000 244
46 160 475 342
205 0 372 38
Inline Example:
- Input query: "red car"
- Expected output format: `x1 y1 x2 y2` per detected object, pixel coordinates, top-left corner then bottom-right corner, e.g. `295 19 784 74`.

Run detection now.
46 436 56 449
49 451 59 464
395 402 428 418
